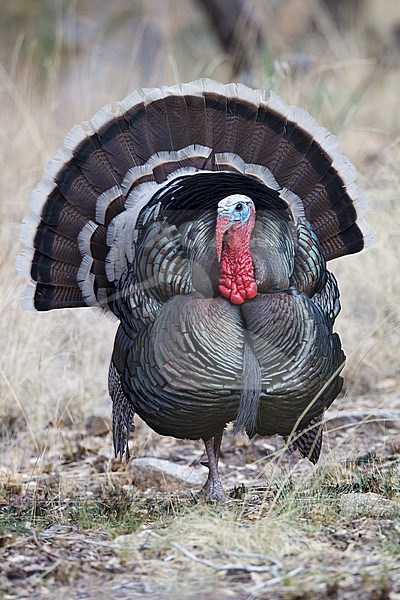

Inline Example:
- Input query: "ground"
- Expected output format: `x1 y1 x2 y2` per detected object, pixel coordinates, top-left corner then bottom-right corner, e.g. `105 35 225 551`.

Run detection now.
1 393 400 599
1 1 400 598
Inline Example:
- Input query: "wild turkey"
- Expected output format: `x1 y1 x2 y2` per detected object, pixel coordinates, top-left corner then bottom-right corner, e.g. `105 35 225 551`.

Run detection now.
17 79 373 501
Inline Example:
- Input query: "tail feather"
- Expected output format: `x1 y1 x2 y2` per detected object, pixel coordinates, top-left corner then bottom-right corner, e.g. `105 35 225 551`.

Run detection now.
164 93 191 150
143 93 175 156
321 226 365 260
30 256 79 287
234 341 262 438
182 87 208 148
97 110 140 175
288 416 324 465
56 164 99 214
21 283 85 311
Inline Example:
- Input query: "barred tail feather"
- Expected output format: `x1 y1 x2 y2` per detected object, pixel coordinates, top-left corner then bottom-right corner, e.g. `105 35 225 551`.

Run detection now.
288 417 324 465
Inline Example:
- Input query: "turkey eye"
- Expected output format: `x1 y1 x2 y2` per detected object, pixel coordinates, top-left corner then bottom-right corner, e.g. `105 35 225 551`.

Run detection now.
235 203 243 211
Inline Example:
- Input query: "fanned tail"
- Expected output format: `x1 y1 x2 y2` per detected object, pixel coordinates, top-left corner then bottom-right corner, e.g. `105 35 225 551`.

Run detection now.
17 79 374 318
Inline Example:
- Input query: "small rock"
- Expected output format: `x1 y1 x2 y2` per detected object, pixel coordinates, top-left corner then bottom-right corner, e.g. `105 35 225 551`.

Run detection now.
41 524 74 537
113 532 138 552
339 492 396 518
129 457 207 490
78 436 104 454
114 528 155 554
376 377 397 391
0 533 14 548
86 415 112 436
6 567 27 580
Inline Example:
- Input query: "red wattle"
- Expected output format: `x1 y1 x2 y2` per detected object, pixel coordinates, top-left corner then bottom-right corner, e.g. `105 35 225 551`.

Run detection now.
216 203 257 305
246 281 257 299
230 291 245 305
218 241 257 304
219 283 231 298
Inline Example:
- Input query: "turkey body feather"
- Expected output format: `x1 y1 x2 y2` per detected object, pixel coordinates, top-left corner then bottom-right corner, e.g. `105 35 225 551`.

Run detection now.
17 79 373 501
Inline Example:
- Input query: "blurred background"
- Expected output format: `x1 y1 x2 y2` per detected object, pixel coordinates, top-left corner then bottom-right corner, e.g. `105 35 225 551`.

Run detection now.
1 0 400 463
2 0 400 129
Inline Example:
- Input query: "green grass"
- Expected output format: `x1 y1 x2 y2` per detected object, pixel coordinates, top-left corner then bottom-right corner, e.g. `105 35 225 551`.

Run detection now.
2 457 398 534
1 456 399 597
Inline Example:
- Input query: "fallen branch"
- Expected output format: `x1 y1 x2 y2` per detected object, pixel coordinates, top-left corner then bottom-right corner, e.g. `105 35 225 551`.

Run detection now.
215 551 281 567
247 566 305 594
27 558 64 583
170 541 279 573
39 533 113 548
326 409 400 426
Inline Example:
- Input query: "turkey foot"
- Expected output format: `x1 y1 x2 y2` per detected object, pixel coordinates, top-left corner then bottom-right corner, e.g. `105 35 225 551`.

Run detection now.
199 432 229 503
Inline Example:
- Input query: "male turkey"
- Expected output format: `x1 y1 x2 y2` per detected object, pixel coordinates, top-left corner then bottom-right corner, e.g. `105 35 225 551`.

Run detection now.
17 79 373 501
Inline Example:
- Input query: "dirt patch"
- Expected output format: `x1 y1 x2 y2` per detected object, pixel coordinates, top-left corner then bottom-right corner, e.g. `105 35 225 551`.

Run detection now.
1 397 399 599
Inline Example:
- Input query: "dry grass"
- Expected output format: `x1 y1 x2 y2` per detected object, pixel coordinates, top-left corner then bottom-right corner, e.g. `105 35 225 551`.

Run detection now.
1 1 400 598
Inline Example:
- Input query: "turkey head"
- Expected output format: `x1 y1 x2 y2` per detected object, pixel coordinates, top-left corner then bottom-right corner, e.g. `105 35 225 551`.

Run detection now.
216 194 258 305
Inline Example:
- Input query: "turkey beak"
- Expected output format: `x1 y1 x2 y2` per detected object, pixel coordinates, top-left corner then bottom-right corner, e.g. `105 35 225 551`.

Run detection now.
216 214 232 262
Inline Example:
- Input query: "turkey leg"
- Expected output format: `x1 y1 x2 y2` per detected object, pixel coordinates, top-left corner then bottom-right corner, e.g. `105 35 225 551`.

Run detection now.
199 431 228 502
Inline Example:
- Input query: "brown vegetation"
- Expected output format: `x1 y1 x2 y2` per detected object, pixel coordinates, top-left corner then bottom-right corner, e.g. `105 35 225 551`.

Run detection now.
1 1 399 597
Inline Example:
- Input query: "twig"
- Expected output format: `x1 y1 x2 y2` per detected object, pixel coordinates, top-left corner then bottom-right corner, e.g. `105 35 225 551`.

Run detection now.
27 558 64 582
326 409 400 426
39 533 113 548
170 541 279 573
247 566 304 595
215 551 281 567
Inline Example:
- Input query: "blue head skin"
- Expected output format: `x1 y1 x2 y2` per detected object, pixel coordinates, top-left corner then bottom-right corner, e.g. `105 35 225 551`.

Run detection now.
217 194 254 229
